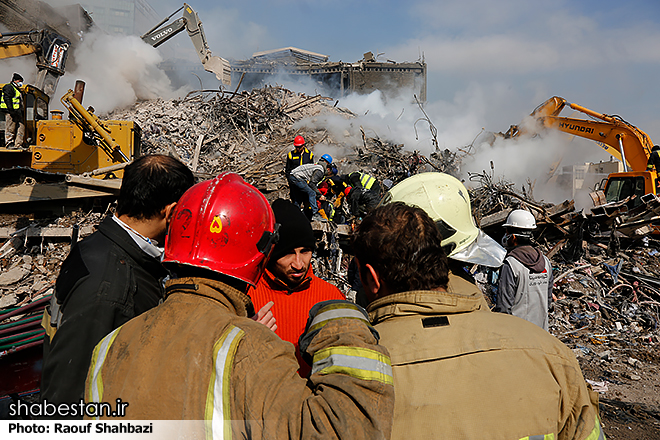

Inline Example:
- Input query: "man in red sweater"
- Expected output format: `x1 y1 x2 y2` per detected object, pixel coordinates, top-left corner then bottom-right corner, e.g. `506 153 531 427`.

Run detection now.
250 198 345 376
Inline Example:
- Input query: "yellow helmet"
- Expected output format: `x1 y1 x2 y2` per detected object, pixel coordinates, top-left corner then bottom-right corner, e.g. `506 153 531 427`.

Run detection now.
380 172 505 267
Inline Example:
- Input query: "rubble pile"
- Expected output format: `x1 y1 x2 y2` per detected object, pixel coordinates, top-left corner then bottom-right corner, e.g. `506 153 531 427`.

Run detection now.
107 86 433 199
0 211 103 364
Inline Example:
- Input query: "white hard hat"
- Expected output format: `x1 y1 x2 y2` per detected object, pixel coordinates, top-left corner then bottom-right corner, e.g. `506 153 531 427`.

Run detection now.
503 209 537 230
381 172 505 267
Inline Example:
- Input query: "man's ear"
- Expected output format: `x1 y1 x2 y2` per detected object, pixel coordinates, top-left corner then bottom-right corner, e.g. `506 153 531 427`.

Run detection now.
356 258 381 299
162 202 178 222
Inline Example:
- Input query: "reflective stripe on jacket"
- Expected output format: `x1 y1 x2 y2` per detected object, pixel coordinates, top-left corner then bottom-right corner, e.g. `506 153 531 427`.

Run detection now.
360 173 376 190
368 287 604 440
85 277 394 439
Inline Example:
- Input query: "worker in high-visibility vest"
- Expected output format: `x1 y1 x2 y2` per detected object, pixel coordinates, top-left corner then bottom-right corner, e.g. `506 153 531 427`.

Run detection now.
1 73 25 149
344 171 382 195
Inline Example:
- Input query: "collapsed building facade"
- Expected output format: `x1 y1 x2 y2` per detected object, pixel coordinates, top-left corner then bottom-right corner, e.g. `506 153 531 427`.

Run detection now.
231 47 427 101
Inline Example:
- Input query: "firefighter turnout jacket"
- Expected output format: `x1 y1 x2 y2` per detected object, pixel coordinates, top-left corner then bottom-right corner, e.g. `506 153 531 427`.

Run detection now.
85 277 394 439
368 287 604 440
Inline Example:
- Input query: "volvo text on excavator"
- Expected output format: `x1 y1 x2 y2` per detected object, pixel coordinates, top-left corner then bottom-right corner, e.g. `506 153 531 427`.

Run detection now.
503 96 657 208
141 3 231 86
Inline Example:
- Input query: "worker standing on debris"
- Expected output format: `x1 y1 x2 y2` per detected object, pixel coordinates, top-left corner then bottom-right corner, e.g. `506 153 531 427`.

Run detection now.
249 198 345 377
353 201 605 440
382 172 506 302
285 135 314 200
495 209 554 330
289 154 333 221
84 173 394 438
40 155 195 408
1 73 25 149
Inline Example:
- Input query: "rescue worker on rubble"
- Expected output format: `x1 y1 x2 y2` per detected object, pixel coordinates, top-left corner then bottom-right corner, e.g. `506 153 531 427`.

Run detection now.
343 185 381 220
285 135 314 201
345 170 382 196
289 153 333 221
41 155 195 409
1 73 25 149
84 173 394 437
495 209 554 331
352 201 605 440
249 198 345 377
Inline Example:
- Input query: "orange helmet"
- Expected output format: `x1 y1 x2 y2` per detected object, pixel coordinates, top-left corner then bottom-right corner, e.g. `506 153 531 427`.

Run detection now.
293 135 305 147
163 172 278 287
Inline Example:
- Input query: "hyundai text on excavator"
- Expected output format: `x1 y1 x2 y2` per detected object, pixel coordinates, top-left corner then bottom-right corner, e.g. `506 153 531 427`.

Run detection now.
504 96 657 208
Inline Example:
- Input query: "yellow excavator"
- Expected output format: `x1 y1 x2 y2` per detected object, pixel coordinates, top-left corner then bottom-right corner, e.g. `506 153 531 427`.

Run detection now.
503 96 657 207
0 79 139 209
0 29 139 209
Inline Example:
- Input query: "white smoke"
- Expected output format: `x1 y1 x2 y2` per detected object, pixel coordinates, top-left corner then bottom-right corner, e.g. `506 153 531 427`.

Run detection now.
52 28 188 114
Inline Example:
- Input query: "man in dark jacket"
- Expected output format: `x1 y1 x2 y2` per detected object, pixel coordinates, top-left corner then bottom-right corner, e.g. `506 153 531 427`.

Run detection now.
1 73 25 149
40 154 195 409
344 186 380 219
285 135 314 203
495 209 553 330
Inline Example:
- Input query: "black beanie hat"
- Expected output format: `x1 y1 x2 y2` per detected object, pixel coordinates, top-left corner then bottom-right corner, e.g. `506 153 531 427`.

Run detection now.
12 73 23 82
269 198 316 261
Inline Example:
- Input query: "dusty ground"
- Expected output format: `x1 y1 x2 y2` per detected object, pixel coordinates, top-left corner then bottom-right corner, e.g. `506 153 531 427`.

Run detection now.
567 336 660 438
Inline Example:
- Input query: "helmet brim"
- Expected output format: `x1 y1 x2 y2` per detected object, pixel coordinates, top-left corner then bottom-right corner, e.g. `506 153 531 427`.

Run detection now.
449 230 506 268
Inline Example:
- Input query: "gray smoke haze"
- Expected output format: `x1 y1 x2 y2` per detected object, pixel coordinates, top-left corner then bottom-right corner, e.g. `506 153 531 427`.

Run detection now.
52 28 187 114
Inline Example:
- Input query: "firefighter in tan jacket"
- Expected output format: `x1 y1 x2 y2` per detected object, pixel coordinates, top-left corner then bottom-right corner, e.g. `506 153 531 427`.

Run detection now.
352 201 605 440
381 172 507 307
84 173 394 439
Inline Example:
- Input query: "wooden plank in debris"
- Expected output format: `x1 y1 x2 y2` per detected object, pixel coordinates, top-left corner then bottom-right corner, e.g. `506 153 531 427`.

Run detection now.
544 200 575 218
65 175 122 191
0 182 117 204
281 95 322 113
478 208 512 229
0 225 95 240
192 134 205 172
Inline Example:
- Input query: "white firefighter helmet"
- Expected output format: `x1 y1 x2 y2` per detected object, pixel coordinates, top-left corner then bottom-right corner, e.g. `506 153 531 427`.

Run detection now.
503 209 537 230
381 172 505 267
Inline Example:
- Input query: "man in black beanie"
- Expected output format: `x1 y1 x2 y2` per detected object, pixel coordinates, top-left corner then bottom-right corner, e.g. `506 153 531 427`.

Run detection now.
249 199 345 376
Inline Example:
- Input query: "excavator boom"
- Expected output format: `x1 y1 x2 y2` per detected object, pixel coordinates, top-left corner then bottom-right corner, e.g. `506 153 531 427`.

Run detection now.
505 96 658 205
141 3 231 85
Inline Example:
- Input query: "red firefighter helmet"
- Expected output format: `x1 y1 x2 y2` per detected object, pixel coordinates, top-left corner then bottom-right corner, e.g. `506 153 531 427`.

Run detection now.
163 172 278 287
293 135 305 147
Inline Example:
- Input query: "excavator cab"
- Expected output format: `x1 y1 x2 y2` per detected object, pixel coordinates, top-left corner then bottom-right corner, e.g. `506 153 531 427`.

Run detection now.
603 173 653 208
